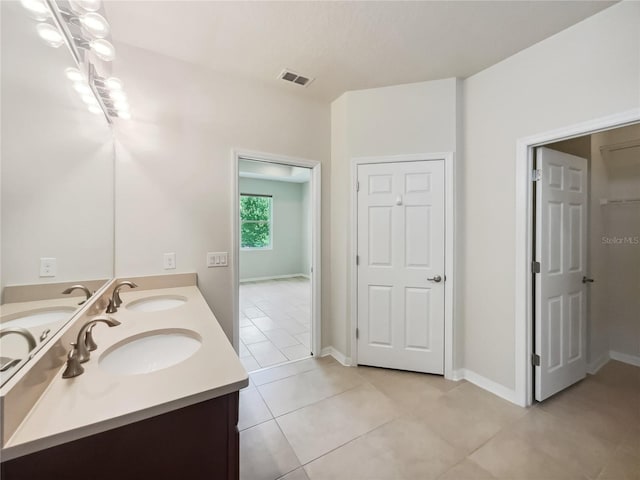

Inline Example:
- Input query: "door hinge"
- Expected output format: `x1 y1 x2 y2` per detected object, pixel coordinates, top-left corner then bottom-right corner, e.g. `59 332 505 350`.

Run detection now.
356 181 360 192
531 169 541 182
356 255 359 266
532 353 541 366
532 261 541 273
356 328 359 339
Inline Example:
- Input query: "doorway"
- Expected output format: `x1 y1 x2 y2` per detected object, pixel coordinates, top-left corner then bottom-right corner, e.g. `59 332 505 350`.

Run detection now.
350 153 455 378
232 151 321 372
524 121 640 403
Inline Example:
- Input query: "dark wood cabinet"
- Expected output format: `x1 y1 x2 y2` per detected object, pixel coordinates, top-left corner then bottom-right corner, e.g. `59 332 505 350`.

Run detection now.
1 391 239 480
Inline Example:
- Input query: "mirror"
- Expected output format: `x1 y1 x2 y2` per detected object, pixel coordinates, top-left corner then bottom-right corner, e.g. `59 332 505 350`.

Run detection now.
0 1 114 386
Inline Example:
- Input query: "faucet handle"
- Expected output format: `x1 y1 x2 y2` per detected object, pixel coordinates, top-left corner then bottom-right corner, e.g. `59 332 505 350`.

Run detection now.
62 343 85 379
85 324 98 352
105 298 117 314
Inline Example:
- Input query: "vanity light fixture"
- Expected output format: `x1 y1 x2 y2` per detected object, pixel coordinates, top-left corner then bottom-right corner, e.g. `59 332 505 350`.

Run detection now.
73 81 92 95
24 0 130 121
104 77 123 91
65 67 84 82
78 12 109 38
36 22 64 47
88 38 115 61
20 0 50 20
88 104 103 115
69 0 102 14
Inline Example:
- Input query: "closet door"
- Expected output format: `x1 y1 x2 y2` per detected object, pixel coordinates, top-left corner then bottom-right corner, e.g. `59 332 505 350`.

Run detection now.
535 147 588 401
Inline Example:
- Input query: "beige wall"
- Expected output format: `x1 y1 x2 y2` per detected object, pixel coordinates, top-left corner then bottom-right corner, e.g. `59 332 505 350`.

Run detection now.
462 1 640 389
329 78 461 359
112 43 330 342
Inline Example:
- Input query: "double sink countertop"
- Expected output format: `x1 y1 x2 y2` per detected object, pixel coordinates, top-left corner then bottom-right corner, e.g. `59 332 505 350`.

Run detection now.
2 285 248 461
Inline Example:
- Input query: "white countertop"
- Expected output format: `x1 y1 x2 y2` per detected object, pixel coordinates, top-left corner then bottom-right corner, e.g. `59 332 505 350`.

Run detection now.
2 285 248 461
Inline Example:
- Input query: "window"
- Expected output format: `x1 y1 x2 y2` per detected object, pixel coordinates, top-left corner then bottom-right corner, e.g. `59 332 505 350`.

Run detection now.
240 194 272 249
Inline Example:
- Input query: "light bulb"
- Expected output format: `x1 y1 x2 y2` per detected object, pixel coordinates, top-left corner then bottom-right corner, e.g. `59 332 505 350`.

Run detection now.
104 77 123 91
81 94 98 106
36 23 64 48
69 0 102 13
20 0 49 20
109 90 126 102
65 67 84 83
73 82 92 95
79 12 110 38
89 39 115 61
113 99 129 110
88 105 102 115
118 110 131 120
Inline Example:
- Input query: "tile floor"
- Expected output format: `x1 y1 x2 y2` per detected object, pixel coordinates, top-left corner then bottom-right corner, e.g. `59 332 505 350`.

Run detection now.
239 277 311 372
239 358 640 480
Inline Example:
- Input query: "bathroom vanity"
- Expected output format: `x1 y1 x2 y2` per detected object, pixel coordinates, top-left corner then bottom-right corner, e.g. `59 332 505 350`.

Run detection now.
0 276 248 480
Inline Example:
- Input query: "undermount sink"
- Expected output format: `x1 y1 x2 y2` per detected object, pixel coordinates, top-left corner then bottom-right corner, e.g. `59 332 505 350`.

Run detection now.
125 295 187 312
1 306 76 330
99 329 202 375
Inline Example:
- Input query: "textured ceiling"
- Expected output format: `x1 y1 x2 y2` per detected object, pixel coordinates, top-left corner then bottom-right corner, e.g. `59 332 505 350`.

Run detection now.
106 1 616 102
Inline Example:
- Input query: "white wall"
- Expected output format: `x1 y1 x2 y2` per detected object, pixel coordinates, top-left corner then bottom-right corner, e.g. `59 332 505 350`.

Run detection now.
112 43 330 342
329 78 461 358
463 1 640 390
239 178 307 280
1 1 113 292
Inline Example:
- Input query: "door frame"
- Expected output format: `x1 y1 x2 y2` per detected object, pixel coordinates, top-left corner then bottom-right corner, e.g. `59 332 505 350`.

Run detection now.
514 109 640 407
232 149 322 359
349 152 456 379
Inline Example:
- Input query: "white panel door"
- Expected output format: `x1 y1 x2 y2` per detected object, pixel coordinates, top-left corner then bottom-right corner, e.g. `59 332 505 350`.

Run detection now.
535 147 588 401
357 160 445 374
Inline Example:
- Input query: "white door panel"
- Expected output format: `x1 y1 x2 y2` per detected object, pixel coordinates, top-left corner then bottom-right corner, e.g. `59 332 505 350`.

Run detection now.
535 147 588 401
357 160 445 374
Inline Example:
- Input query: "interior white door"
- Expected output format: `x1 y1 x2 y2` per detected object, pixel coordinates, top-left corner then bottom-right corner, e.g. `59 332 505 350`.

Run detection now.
357 160 445 374
535 147 588 401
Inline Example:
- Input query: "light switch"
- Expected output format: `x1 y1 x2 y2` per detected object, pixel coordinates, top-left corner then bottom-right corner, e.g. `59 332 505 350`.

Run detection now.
40 257 56 277
207 252 228 267
164 252 176 269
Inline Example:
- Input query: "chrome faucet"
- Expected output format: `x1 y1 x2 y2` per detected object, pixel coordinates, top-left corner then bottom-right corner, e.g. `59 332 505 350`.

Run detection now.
62 316 120 379
106 280 138 313
62 284 93 305
0 327 37 352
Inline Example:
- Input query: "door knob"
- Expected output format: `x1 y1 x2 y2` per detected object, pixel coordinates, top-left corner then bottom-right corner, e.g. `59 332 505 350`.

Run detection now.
427 275 442 283
582 276 595 284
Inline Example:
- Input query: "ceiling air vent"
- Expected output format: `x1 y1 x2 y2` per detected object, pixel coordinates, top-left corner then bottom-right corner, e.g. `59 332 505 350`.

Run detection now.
279 69 314 87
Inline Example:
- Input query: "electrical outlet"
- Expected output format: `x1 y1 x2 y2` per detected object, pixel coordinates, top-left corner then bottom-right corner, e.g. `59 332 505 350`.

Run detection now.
207 252 228 267
164 252 176 269
40 257 56 277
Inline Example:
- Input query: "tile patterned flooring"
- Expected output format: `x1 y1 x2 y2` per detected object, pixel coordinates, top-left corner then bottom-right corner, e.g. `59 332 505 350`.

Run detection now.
239 277 311 372
239 358 640 480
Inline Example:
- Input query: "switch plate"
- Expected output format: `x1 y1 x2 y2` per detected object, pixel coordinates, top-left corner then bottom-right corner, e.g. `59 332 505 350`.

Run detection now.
164 252 176 269
40 257 56 277
207 252 228 267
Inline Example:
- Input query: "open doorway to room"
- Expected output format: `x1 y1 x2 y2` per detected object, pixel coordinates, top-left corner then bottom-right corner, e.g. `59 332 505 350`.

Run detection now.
530 122 640 402
233 153 321 373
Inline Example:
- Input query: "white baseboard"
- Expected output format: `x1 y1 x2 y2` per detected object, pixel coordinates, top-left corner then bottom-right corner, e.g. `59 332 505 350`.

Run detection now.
320 347 352 367
239 273 308 283
587 352 610 374
456 368 519 405
450 369 465 382
609 350 640 368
